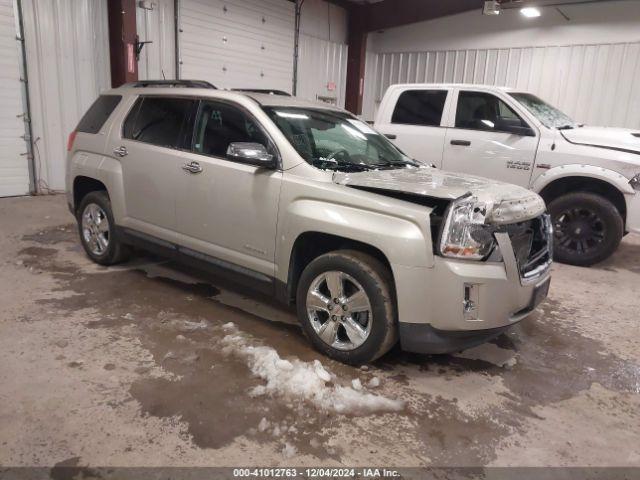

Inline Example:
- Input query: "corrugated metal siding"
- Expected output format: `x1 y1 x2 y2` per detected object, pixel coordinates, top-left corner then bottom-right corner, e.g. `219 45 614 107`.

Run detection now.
21 0 110 192
137 0 176 81
178 0 295 92
363 42 640 129
0 0 29 197
297 34 347 107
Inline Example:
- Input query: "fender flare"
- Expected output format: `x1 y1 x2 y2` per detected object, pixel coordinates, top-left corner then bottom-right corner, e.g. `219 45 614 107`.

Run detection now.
531 164 634 196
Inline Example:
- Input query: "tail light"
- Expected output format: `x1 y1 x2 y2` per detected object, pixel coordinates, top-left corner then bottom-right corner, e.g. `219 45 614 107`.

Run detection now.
67 130 78 152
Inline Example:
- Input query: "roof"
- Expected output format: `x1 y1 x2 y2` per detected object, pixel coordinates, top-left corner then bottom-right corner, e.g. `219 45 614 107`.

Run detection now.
388 83 518 92
109 84 346 112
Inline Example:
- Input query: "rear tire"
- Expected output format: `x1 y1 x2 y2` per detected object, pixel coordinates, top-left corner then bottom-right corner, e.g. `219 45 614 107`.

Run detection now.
548 192 623 266
76 191 129 266
296 250 397 365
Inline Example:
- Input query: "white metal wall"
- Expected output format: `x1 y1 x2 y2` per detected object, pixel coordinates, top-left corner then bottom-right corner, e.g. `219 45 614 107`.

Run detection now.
297 34 348 107
178 0 295 92
21 0 111 192
137 0 176 81
363 42 640 128
297 0 348 107
0 0 29 197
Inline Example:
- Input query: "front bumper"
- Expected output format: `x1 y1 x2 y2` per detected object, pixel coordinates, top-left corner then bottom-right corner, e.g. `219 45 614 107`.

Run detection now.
392 217 552 354
626 191 640 234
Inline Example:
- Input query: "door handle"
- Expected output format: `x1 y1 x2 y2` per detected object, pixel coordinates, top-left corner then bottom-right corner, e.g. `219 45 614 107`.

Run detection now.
450 140 471 146
384 133 397 140
113 146 128 157
182 161 203 174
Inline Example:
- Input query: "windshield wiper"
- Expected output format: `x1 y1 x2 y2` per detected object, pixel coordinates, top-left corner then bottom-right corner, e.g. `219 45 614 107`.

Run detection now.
557 124 575 130
311 159 377 172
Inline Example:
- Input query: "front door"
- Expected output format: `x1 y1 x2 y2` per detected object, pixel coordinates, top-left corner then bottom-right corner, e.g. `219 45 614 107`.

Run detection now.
442 90 538 188
176 100 282 279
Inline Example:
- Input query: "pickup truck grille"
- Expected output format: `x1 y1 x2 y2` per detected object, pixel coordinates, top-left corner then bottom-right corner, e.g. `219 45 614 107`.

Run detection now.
502 214 553 280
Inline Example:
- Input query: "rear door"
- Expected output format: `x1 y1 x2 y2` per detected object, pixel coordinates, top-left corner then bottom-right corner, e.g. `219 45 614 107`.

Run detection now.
442 89 538 187
175 99 282 280
375 88 450 167
112 95 197 238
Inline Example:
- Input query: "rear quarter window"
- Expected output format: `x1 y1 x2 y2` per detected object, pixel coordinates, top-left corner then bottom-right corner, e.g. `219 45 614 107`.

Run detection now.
76 95 122 134
391 90 448 127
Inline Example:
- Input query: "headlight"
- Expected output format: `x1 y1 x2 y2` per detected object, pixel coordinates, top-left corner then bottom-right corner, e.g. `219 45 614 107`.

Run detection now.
630 173 640 191
439 195 496 260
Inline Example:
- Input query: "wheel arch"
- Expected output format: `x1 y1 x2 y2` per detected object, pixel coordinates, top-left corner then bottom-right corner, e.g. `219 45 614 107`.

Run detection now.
533 168 630 222
73 176 109 213
283 231 395 306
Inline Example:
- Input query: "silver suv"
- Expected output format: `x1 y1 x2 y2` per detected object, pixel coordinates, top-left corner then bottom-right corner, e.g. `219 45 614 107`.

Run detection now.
66 80 552 365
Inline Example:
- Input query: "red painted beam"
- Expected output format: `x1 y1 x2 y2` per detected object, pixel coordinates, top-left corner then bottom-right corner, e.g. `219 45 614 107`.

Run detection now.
107 0 138 87
345 5 367 115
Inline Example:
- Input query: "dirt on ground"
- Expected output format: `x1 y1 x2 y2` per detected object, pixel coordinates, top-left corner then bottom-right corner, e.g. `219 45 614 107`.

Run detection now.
0 195 638 471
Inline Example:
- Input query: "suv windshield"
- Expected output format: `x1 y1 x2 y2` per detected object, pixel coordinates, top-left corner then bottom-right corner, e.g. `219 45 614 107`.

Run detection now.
510 92 577 129
263 107 417 171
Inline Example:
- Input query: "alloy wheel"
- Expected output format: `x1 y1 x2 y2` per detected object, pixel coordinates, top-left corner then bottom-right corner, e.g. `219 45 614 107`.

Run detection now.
81 203 110 256
306 271 372 351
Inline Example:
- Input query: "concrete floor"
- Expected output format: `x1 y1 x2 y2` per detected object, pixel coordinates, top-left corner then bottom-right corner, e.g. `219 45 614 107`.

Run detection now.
0 194 639 470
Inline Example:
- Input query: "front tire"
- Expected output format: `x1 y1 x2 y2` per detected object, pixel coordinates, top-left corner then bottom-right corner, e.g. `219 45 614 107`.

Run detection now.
548 192 623 266
296 250 397 365
76 191 129 266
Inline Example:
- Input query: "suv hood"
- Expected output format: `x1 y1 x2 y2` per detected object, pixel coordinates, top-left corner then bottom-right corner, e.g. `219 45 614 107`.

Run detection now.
561 126 640 154
333 167 546 224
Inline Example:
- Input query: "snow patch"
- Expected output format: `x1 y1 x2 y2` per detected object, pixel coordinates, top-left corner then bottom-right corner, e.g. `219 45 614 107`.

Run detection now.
367 377 381 388
220 326 404 415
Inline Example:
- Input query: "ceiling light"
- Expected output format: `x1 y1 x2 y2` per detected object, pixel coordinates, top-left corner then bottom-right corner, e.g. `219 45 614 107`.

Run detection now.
520 7 541 18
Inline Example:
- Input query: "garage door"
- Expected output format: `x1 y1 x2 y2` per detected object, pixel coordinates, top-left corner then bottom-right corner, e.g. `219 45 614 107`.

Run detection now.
0 0 29 197
178 0 294 92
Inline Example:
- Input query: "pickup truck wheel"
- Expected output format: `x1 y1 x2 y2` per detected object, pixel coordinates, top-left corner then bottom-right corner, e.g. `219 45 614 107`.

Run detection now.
76 191 129 266
548 192 623 266
296 250 397 365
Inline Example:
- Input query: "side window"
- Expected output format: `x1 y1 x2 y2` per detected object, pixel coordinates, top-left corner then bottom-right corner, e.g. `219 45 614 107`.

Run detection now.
391 90 448 126
122 96 196 149
192 101 269 158
455 91 526 132
77 95 122 134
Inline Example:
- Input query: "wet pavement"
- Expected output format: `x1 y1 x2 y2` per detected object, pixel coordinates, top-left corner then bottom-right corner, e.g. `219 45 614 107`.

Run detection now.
0 195 639 468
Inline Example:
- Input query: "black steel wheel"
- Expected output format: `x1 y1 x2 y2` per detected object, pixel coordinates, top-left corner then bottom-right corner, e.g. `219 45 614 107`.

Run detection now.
548 192 623 266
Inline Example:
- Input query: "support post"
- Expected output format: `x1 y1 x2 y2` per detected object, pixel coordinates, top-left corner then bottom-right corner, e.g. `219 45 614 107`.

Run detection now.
345 6 367 115
107 0 138 87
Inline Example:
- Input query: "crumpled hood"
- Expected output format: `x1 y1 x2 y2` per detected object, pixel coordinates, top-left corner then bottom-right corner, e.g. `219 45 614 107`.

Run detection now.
561 126 640 154
333 167 546 224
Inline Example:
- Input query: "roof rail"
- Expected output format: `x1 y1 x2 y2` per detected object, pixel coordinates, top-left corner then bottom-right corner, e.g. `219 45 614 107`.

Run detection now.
232 88 291 96
122 80 217 89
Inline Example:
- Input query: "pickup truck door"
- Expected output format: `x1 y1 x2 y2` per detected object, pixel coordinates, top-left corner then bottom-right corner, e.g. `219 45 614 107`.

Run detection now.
375 88 450 167
175 99 282 283
442 89 539 187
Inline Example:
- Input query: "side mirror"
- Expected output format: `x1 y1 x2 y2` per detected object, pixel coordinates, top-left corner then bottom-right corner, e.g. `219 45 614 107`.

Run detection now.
495 117 536 137
226 142 276 168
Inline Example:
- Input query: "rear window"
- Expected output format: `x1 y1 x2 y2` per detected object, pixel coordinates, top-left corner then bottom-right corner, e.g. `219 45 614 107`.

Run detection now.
391 90 448 127
122 96 197 149
76 95 122 134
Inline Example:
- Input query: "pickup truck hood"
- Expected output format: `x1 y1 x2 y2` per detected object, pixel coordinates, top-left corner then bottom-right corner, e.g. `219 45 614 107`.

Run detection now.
333 167 546 224
561 126 640 154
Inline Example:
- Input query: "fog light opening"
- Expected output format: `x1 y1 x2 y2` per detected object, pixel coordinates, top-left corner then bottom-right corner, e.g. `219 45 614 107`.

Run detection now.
463 283 480 321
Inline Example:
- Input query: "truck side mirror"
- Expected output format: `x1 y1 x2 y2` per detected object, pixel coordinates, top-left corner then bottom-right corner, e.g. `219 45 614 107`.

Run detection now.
495 117 536 137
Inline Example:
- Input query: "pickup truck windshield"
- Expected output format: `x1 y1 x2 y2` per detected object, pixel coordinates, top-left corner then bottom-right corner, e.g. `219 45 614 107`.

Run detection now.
263 107 416 171
510 92 577 129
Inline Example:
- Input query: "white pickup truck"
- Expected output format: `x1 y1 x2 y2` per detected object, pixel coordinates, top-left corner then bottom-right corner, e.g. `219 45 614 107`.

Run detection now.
375 83 640 266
